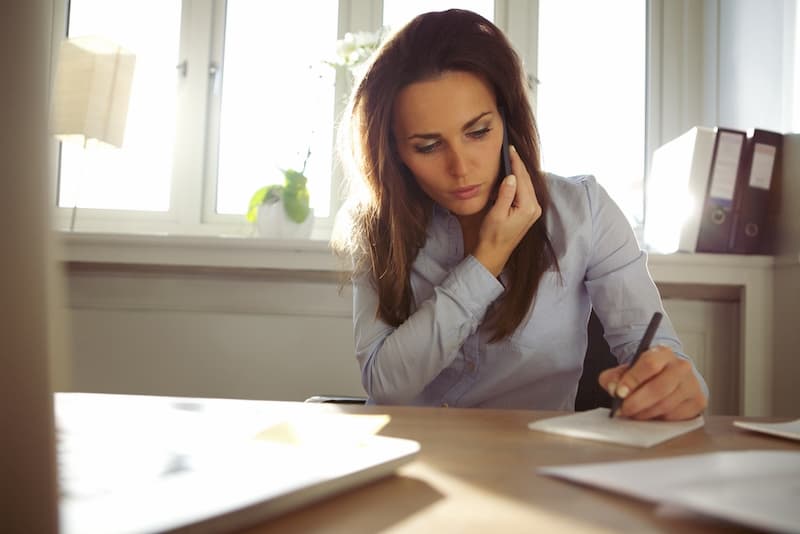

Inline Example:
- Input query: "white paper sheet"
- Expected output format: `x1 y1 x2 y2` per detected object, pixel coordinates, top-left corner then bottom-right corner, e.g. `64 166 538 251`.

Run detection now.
734 418 800 442
528 408 705 448
539 450 800 533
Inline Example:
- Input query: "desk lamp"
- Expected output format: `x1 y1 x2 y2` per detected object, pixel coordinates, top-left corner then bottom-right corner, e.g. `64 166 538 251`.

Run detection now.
49 35 135 230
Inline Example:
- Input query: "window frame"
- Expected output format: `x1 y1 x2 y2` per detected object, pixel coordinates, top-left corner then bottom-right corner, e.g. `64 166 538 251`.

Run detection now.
50 0 219 235
50 0 681 244
198 0 386 236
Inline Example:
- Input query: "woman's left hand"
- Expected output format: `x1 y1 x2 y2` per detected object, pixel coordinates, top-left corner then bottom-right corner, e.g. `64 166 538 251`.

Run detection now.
473 145 541 276
598 346 708 420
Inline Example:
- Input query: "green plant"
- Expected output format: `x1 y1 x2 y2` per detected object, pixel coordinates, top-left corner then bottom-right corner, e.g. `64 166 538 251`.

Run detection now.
246 150 311 224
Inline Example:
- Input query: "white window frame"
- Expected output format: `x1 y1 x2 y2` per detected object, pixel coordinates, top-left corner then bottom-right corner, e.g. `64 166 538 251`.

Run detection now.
50 0 704 258
50 0 228 236
199 0 385 237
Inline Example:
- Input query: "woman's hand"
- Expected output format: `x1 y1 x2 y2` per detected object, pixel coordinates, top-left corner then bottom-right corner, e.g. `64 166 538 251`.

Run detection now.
473 145 542 276
599 345 708 421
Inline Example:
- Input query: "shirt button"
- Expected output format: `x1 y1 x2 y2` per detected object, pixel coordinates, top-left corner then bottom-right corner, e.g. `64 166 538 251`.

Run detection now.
466 361 475 372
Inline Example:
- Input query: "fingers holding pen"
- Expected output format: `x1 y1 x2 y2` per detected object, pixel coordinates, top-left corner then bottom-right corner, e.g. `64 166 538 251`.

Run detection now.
601 346 708 421
612 346 672 400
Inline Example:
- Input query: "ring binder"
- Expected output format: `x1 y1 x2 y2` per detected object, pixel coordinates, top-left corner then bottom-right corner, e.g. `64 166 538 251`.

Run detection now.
728 129 783 254
695 128 747 253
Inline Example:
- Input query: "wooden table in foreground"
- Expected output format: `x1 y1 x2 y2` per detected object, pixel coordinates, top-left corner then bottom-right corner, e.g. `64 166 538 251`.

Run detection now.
241 403 797 534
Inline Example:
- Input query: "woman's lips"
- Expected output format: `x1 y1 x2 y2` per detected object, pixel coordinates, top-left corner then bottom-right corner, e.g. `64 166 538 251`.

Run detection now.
452 185 481 200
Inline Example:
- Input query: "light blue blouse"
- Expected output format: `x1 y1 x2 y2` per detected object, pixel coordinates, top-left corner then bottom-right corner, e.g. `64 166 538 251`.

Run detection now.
352 174 708 409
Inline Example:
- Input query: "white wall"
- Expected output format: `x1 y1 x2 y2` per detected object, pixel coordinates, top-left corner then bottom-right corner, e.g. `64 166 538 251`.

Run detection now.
772 133 800 415
717 0 792 131
772 263 800 415
651 0 797 151
66 265 744 415
67 268 364 401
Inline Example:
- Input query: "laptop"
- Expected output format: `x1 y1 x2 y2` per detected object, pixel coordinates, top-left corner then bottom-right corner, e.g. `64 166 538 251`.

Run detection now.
57 392 419 534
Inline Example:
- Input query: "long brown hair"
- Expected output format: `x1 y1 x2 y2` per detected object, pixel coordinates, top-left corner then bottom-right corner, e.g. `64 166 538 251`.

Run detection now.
334 9 559 341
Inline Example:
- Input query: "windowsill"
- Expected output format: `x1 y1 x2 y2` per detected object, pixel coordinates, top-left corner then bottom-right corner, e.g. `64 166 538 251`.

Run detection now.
59 231 343 272
57 230 790 274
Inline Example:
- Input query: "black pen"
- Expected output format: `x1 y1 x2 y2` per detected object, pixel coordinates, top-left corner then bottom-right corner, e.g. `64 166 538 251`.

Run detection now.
608 312 663 418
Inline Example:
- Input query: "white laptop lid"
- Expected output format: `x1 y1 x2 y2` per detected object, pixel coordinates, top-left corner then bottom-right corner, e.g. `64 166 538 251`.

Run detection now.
58 393 419 534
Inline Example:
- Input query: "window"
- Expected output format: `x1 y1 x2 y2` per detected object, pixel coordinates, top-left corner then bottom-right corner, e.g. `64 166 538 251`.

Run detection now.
53 0 651 240
59 0 181 213
536 0 646 227
212 1 338 219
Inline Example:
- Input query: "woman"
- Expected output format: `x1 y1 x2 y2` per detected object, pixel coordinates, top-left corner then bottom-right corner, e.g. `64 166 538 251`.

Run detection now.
334 9 708 420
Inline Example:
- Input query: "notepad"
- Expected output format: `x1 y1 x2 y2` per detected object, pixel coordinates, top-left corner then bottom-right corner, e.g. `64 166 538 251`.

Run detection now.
733 418 800 441
528 408 705 448
539 450 800 533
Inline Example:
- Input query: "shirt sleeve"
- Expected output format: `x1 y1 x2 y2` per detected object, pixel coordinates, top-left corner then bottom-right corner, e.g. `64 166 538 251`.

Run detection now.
580 176 709 397
353 255 505 404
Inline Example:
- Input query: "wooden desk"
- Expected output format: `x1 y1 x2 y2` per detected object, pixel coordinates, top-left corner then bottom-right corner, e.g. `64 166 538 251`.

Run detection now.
243 403 797 534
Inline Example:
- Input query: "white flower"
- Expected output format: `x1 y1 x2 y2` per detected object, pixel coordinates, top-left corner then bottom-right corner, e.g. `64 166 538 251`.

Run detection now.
329 28 385 68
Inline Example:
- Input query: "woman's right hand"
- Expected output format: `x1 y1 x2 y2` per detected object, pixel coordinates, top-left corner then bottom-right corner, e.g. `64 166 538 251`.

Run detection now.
473 145 542 276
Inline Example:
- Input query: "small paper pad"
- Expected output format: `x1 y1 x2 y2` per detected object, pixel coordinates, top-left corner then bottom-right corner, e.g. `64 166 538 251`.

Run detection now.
733 418 800 442
528 408 704 448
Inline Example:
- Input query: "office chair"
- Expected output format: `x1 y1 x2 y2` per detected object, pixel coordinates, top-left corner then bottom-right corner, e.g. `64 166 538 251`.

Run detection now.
307 310 617 411
574 310 616 411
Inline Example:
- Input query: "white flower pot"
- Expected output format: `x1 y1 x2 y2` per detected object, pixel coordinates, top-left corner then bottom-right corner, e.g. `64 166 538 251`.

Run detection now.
256 202 313 239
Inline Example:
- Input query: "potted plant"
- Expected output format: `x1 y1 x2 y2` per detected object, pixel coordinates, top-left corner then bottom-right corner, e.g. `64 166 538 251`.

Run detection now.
246 150 313 238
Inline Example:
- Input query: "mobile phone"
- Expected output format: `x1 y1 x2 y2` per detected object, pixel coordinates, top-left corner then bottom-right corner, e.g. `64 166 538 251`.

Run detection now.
499 106 511 177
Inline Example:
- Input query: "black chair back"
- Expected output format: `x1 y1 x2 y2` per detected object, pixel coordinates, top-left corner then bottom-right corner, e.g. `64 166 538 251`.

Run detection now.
574 310 617 411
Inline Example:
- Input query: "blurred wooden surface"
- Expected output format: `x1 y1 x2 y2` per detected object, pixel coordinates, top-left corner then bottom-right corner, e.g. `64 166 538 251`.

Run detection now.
242 403 795 533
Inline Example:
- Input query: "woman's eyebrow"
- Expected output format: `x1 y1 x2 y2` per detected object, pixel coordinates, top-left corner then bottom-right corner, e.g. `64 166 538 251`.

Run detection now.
462 111 493 131
406 111 493 140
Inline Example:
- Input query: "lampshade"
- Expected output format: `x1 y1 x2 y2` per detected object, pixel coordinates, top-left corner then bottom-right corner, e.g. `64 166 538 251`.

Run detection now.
50 36 135 148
